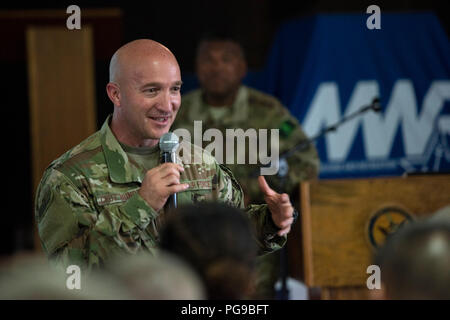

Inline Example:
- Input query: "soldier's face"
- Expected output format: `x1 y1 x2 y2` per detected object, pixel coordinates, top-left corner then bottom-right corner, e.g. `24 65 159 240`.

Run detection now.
119 57 182 141
196 41 247 98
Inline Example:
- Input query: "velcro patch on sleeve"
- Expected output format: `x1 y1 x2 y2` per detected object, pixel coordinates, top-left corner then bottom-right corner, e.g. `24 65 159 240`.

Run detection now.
279 119 296 138
184 179 213 190
96 190 138 206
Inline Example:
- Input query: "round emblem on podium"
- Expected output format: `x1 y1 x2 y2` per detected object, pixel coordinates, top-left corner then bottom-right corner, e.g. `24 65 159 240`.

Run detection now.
367 206 414 250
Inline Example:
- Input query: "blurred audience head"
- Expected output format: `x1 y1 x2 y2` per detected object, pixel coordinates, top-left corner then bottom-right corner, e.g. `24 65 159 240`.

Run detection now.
159 202 258 299
428 205 450 223
104 251 205 300
0 251 204 300
0 252 129 299
374 217 450 300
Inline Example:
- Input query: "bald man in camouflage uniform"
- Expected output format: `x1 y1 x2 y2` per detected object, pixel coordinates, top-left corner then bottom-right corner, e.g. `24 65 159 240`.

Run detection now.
172 37 319 298
35 39 296 273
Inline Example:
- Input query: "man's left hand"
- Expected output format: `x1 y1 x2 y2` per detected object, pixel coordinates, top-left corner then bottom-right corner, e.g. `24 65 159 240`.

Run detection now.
258 176 295 237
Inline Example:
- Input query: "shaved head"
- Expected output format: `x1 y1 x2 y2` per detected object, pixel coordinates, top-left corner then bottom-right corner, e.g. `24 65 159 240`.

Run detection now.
109 39 178 84
106 39 183 148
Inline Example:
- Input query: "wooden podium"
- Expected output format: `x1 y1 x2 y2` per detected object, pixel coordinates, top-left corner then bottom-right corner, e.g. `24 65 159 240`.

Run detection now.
287 174 450 299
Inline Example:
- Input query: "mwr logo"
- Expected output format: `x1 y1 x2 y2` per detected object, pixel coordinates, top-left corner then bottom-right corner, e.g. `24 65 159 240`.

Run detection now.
366 206 414 250
303 80 450 175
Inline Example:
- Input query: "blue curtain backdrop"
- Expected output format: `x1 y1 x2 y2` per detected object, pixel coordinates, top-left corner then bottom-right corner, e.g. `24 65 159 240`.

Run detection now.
182 12 450 179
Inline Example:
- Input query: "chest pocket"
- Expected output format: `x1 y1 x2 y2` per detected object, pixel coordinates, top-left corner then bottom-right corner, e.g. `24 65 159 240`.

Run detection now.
179 178 214 204
184 179 213 190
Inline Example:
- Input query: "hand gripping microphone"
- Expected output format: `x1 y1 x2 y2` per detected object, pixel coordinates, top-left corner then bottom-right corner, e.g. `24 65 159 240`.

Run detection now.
159 132 180 210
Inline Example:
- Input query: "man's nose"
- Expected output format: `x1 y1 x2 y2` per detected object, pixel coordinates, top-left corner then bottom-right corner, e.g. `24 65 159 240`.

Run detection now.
211 59 226 71
157 91 173 112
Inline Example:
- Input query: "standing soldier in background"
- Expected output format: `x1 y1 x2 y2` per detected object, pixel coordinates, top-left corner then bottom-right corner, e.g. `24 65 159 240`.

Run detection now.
172 34 319 299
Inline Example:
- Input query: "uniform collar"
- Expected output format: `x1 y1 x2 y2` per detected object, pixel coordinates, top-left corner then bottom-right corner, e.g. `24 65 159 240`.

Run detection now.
99 115 145 184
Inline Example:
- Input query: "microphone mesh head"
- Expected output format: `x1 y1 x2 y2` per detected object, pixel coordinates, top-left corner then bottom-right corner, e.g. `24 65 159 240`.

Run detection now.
159 132 179 153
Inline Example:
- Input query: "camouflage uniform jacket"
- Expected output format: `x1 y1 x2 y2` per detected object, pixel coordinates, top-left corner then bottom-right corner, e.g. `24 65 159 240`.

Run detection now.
172 85 320 204
35 116 285 271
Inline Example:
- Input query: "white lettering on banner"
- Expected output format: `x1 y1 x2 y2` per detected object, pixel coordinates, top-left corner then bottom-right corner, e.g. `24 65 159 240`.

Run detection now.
303 81 378 161
303 80 450 162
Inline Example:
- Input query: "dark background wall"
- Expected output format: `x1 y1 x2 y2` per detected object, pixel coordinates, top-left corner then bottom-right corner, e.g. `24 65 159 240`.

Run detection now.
4 1 450 71
1 0 448 256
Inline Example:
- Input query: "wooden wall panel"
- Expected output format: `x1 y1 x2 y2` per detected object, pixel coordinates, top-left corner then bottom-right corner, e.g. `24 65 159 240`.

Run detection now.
27 26 97 251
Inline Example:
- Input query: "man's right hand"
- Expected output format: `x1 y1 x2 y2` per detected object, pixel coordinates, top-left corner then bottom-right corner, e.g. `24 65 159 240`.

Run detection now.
138 163 189 212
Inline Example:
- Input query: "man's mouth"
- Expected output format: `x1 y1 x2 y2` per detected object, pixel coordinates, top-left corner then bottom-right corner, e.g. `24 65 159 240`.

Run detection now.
148 115 170 124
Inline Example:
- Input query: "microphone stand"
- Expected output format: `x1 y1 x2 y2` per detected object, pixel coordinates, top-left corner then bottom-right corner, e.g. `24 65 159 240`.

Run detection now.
272 97 381 300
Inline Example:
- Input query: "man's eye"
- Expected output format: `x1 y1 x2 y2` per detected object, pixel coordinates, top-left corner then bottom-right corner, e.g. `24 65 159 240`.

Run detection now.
145 88 158 94
171 86 181 92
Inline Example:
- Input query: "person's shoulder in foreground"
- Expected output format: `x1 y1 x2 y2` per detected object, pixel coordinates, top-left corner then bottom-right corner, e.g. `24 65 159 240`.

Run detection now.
373 216 450 300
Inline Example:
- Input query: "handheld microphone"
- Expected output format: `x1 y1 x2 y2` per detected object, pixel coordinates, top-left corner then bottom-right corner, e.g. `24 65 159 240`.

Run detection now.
159 132 180 210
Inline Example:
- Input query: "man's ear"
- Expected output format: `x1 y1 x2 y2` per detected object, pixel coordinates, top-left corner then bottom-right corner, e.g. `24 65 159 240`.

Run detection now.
106 82 121 107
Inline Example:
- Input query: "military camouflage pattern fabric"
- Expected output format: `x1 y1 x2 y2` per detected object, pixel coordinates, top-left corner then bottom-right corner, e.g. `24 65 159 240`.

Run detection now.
35 115 285 271
173 85 319 299
173 85 319 205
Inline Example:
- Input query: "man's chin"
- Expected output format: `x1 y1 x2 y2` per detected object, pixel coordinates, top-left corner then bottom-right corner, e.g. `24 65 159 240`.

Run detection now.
149 125 173 140
206 88 234 101
144 117 176 140
152 129 169 140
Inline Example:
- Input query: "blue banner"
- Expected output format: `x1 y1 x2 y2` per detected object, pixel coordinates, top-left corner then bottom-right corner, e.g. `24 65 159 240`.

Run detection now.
254 12 450 179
